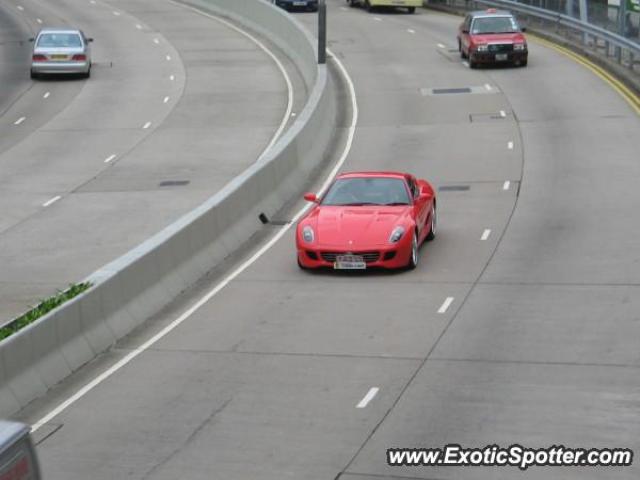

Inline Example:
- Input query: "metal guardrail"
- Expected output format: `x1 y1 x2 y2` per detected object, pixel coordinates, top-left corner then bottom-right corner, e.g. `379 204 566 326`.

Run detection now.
430 0 640 69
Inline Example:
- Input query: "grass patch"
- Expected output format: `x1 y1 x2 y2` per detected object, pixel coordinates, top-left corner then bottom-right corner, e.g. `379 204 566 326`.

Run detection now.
0 282 92 342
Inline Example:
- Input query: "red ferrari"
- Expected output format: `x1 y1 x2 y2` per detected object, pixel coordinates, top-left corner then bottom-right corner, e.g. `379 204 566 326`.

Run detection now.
296 172 437 270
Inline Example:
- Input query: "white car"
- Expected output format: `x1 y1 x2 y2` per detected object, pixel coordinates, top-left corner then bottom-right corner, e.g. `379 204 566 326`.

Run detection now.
30 28 92 79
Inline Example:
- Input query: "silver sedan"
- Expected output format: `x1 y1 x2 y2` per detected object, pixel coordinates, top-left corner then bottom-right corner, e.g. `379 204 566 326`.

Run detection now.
30 28 93 79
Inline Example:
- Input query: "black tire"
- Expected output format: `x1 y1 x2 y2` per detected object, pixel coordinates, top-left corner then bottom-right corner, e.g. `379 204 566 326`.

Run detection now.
469 56 477 68
30 69 38 80
426 204 437 241
520 59 528 67
458 39 467 59
407 6 415 13
84 67 91 79
406 231 419 270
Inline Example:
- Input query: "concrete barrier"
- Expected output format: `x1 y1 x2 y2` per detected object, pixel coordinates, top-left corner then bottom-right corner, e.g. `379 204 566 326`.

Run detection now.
0 0 338 417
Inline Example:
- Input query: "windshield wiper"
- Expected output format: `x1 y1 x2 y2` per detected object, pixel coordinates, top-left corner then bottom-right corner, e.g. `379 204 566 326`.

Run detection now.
383 202 410 206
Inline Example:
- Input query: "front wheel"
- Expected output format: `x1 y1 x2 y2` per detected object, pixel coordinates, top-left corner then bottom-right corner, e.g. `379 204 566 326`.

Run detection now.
426 204 437 241
406 231 419 270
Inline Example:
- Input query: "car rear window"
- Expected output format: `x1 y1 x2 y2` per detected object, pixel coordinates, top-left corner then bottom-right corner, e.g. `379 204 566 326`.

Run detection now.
37 33 82 48
322 177 410 206
471 16 519 34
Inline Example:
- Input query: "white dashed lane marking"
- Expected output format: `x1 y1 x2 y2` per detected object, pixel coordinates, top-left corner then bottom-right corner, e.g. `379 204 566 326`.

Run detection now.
438 297 455 314
14 117 26 125
356 388 379 409
42 196 61 207
481 229 491 241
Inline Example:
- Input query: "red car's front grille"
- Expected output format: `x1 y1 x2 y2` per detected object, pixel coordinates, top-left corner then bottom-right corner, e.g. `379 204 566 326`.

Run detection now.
320 251 380 263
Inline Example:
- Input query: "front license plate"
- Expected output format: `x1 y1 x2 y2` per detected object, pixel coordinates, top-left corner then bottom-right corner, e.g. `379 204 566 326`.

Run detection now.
334 255 366 270
293 1 307 5
495 53 508 61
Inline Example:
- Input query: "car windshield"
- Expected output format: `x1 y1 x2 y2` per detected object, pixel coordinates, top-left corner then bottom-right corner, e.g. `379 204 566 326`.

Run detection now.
471 16 519 34
37 33 82 48
321 177 411 206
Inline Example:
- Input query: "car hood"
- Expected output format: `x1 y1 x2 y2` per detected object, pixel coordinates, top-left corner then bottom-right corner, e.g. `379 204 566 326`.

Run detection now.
307 206 412 247
471 32 526 44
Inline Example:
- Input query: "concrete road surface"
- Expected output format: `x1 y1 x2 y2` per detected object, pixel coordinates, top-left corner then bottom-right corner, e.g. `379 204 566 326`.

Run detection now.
14 2 640 479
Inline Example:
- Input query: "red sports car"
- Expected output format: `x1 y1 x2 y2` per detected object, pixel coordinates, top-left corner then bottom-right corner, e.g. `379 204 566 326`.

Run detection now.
296 172 437 270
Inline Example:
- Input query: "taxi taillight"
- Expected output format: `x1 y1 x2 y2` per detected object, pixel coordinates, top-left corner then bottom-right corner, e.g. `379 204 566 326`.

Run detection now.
72 54 87 61
32 54 47 62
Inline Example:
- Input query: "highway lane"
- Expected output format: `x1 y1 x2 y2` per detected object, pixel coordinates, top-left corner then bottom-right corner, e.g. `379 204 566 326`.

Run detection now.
19 2 640 480
0 0 299 323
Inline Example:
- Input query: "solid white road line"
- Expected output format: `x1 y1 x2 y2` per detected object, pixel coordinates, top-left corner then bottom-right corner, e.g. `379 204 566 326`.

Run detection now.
503 180 511 191
481 229 491 241
42 196 61 207
508 141 514 150
356 388 379 409
163 96 170 104
43 92 50 99
14 117 26 125
104 154 117 163
438 297 455 314
143 121 152 129
31 27 359 436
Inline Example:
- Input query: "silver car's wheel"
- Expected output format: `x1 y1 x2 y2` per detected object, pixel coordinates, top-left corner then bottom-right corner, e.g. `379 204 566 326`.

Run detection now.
426 204 437 241
407 231 418 270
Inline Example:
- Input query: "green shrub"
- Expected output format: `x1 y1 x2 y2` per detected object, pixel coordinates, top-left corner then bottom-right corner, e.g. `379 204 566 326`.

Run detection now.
0 282 92 341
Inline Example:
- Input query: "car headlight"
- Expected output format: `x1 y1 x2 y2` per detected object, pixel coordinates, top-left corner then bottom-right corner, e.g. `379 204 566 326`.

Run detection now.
476 44 489 52
514 43 526 51
302 226 315 243
389 226 405 244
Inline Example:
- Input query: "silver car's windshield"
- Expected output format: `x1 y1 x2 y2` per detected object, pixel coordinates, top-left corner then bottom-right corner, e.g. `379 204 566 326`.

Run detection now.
37 33 83 48
471 16 519 34
321 177 410 206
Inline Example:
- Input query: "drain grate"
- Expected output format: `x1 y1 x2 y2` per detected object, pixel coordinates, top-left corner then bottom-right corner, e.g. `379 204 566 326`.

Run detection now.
432 87 472 95
159 180 190 187
439 185 470 192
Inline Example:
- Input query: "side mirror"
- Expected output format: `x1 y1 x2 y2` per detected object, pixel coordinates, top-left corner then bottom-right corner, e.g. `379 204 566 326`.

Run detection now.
420 186 433 198
303 193 318 203
461 29 469 34
88 38 94 42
